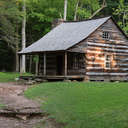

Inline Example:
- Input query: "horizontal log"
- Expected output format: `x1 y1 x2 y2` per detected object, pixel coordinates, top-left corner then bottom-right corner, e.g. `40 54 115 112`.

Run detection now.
117 64 128 66
109 39 125 43
86 56 105 61
86 50 128 55
86 61 104 65
86 72 128 76
88 40 127 46
87 42 128 49
87 61 128 67
86 67 128 71
87 76 128 81
87 67 104 70
99 30 119 33
116 58 128 62
87 46 128 53
86 69 128 73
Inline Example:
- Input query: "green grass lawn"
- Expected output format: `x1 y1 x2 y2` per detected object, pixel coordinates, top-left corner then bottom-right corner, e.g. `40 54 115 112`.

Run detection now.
0 72 32 82
25 82 128 128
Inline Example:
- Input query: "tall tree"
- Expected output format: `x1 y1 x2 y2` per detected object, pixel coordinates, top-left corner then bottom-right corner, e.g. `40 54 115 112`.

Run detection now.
0 0 22 71
21 0 26 73
64 0 68 20
15 24 20 72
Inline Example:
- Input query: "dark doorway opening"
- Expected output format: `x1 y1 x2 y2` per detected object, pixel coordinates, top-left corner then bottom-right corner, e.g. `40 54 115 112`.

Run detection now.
56 55 63 75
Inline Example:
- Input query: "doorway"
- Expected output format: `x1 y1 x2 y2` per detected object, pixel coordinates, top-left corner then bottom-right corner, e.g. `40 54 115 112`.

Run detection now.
56 55 63 75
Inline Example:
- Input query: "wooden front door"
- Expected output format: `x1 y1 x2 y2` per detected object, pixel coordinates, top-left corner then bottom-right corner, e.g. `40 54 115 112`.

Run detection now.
56 55 63 75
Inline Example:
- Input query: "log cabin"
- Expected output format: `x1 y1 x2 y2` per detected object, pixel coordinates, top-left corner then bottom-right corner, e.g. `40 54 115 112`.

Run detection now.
19 16 128 81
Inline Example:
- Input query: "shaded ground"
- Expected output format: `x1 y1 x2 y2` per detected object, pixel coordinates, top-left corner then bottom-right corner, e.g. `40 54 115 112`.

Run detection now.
0 82 43 128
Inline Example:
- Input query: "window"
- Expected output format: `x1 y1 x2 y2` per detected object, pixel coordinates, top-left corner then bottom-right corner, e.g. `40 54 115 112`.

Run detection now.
105 55 111 69
102 31 110 40
69 53 85 70
106 55 110 61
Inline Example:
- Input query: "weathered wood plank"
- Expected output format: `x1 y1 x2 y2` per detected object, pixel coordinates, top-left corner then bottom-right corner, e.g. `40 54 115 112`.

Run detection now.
86 72 128 76
87 47 128 53
43 53 46 76
64 52 67 76
87 42 128 49
86 50 128 55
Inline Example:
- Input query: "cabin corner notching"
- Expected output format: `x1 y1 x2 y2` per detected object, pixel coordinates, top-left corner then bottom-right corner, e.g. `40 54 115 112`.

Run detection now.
19 16 128 81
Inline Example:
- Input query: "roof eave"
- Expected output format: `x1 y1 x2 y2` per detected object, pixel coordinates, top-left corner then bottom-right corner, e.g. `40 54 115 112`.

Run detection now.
18 49 67 55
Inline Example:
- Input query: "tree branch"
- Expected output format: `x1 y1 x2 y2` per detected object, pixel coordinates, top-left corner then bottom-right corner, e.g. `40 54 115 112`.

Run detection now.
89 0 107 19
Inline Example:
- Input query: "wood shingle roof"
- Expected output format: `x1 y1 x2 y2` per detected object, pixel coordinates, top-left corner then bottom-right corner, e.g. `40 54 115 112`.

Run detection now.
19 16 111 54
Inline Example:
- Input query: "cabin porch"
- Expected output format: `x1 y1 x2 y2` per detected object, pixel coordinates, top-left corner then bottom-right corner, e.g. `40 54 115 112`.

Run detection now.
38 51 86 80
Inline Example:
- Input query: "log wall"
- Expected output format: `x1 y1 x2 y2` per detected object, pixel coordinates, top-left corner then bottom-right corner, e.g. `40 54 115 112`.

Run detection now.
69 19 128 81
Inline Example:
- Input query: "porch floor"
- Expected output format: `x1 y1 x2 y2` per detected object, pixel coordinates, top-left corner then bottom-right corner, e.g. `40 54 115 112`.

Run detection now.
19 75 85 81
43 75 85 80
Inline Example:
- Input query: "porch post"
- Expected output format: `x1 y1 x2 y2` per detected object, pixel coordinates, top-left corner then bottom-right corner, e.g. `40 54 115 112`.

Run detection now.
35 55 39 76
43 52 46 76
64 51 67 76
20 55 22 74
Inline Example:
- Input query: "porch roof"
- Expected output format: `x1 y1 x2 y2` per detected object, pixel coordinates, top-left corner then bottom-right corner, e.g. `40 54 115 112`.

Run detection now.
19 16 110 54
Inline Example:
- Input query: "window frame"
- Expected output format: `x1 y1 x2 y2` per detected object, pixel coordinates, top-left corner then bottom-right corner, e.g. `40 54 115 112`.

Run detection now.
105 54 111 69
102 31 110 40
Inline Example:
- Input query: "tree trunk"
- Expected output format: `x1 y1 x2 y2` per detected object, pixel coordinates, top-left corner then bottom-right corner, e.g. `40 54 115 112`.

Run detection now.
15 24 19 72
29 55 32 73
15 42 19 72
64 0 68 21
74 0 79 21
21 0 26 73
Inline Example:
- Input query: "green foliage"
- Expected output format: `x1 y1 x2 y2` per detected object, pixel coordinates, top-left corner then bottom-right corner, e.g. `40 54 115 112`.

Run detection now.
0 0 128 71
113 0 128 34
26 0 100 44
77 8 91 19
0 0 22 71
25 82 128 128
77 0 100 20
0 0 22 44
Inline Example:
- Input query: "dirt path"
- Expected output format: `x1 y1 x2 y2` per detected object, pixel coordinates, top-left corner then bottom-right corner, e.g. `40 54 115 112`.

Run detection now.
0 116 43 128
0 82 43 128
0 83 64 128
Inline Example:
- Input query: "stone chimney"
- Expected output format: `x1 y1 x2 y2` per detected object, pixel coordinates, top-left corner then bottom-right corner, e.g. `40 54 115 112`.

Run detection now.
52 19 64 28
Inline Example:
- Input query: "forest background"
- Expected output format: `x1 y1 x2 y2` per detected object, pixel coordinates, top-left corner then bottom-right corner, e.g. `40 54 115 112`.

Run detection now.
0 0 128 72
